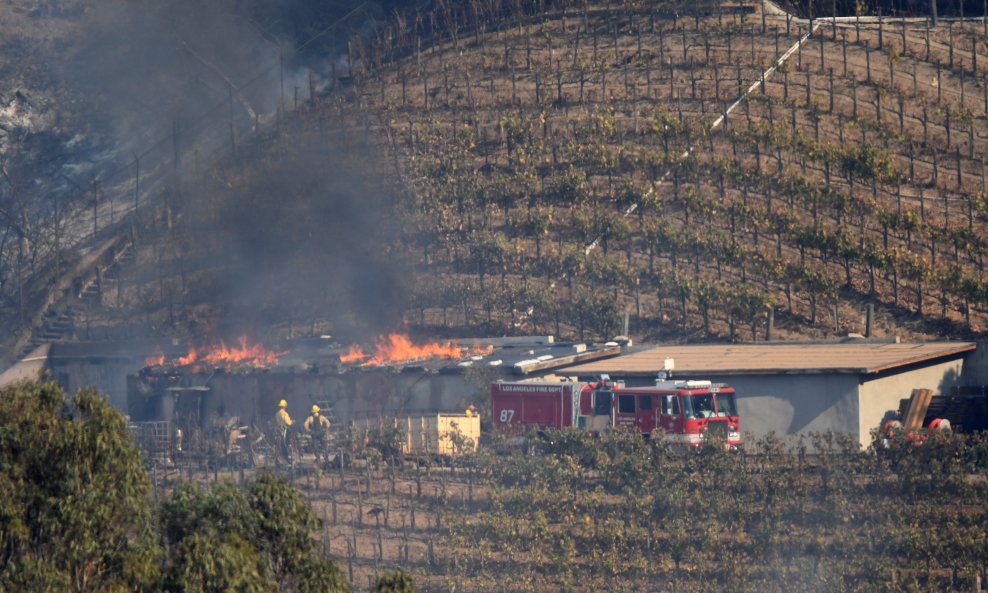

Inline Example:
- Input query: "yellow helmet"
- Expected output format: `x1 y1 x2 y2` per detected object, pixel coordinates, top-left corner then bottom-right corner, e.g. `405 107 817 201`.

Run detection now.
311 404 320 414
278 399 288 408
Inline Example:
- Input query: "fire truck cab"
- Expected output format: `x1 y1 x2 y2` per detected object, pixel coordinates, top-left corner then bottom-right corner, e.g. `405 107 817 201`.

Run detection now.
491 376 741 449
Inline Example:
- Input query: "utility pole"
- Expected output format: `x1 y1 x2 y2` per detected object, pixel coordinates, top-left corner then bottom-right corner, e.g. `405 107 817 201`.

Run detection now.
133 153 140 214
91 176 99 239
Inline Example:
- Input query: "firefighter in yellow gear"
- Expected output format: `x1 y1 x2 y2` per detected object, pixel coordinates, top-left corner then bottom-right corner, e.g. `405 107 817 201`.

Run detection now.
465 404 478 417
275 399 293 430
275 399 293 460
304 404 331 432
304 405 331 463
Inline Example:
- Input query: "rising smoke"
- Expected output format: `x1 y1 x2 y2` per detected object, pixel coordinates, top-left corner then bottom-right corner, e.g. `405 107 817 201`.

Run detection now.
209 133 408 339
53 0 408 340
59 0 375 154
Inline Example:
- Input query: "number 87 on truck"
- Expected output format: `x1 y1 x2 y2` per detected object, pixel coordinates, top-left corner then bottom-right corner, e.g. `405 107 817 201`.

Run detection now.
491 374 741 449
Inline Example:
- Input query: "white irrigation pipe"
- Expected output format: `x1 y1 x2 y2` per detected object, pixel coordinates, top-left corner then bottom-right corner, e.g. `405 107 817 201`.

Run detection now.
583 19 822 256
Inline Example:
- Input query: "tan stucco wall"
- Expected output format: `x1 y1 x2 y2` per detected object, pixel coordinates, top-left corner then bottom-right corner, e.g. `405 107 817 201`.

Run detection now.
858 358 965 446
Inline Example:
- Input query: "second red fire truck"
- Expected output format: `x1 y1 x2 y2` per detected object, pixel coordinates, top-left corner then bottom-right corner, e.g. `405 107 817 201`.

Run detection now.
491 375 741 449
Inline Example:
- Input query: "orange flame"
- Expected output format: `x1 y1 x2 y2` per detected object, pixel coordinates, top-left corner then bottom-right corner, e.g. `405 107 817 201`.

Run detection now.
339 345 368 364
341 333 484 367
144 348 166 367
362 333 461 366
175 349 199 366
165 336 283 368
470 342 495 356
339 334 498 367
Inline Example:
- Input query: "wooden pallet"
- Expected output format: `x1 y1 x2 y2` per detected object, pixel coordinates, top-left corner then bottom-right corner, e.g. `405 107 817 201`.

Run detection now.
902 388 934 432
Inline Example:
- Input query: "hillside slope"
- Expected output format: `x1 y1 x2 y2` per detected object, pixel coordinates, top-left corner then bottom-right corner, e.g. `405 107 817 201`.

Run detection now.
10 0 988 354
329 0 988 343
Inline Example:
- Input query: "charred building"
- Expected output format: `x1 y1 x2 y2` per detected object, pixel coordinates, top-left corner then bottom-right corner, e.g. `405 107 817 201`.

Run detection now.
126 335 620 429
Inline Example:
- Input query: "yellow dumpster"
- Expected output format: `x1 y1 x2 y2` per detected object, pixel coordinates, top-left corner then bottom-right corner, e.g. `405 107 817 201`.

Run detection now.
353 413 480 457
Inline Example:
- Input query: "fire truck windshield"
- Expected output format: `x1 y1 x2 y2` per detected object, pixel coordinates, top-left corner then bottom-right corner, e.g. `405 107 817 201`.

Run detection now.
714 393 737 417
685 394 714 418
683 393 737 418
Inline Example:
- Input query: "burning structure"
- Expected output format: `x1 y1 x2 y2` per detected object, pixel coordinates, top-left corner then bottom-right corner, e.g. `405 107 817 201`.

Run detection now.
126 334 620 430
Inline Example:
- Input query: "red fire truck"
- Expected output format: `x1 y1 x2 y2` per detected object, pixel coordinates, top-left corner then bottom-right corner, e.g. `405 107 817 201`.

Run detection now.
491 376 741 448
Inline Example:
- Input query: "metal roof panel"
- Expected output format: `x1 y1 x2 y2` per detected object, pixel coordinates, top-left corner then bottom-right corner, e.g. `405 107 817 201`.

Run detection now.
562 342 976 376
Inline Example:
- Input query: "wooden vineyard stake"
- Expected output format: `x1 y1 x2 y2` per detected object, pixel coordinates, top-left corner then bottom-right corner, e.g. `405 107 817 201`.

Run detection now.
842 35 848 76
828 69 834 112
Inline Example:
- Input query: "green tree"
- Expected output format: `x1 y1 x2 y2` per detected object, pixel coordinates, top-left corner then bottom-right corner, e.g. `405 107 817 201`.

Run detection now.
0 380 159 593
160 474 349 593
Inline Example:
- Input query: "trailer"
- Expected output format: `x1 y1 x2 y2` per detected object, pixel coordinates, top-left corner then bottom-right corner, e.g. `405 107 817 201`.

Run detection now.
353 413 480 457
491 376 741 448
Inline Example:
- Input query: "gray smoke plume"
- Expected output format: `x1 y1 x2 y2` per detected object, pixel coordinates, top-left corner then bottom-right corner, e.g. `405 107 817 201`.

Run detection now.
208 133 408 338
51 0 407 339
62 0 301 154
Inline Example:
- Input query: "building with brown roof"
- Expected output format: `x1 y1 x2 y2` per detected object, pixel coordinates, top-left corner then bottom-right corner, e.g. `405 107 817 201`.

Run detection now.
563 340 977 447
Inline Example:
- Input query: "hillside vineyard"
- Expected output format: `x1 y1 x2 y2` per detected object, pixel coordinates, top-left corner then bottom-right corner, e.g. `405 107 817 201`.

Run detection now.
333 0 988 342
7 0 985 356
